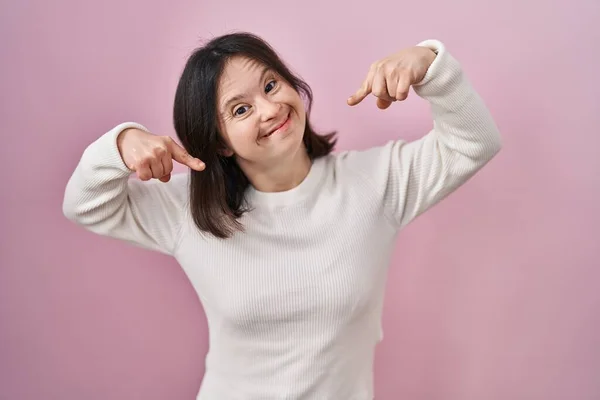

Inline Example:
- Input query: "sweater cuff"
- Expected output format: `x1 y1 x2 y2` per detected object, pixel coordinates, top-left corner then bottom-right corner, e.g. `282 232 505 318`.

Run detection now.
86 122 150 177
412 39 471 106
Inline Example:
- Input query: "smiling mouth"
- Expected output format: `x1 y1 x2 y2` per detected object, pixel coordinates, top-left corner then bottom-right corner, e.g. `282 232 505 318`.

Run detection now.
263 113 291 138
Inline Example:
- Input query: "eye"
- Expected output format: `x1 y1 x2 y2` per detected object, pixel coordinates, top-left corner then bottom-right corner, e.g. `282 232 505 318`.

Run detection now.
265 80 277 93
234 105 249 116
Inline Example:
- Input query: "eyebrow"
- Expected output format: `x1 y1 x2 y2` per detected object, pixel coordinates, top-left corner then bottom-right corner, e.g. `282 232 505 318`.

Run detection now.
221 66 271 112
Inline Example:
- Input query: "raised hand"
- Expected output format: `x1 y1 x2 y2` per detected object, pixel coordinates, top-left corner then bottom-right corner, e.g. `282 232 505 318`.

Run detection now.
117 128 205 182
347 45 437 109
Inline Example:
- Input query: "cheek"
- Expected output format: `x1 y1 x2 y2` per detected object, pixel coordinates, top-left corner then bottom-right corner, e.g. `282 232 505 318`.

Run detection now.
290 91 304 110
226 121 259 151
295 102 307 126
293 95 306 124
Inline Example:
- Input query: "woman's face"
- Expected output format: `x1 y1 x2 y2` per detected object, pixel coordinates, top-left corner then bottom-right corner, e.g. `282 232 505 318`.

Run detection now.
216 56 307 167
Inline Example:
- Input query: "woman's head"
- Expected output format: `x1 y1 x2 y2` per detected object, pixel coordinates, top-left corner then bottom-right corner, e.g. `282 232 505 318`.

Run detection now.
173 31 336 238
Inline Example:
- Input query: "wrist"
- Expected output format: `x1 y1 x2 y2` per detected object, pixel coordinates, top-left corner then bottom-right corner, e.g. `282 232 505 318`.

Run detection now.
116 128 134 156
116 127 145 169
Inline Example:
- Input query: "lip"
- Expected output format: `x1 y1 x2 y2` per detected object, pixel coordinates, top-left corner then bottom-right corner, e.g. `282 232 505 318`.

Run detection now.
263 113 291 138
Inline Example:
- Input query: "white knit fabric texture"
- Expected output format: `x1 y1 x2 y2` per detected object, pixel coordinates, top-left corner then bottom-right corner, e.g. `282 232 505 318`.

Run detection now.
63 39 502 400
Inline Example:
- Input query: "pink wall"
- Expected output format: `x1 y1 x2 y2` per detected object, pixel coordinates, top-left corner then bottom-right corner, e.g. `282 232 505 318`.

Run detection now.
1 0 599 399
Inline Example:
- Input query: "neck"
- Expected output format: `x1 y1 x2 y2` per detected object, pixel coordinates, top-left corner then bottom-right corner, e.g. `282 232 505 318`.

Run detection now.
238 147 312 193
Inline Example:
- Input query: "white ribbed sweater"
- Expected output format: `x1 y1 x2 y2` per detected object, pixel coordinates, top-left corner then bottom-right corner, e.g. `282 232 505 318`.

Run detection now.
63 40 501 400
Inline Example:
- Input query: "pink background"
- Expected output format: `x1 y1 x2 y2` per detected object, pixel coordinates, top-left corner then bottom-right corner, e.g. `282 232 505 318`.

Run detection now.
1 0 599 399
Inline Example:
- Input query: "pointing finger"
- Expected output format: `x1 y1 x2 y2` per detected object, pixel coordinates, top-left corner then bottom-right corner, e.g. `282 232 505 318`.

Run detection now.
347 66 376 106
168 140 205 171
347 80 371 106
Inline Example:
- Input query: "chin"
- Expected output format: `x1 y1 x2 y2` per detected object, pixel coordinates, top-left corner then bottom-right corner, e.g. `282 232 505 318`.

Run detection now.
274 126 305 159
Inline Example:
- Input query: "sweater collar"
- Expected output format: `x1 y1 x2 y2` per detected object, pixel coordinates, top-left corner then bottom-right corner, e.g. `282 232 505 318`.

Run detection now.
245 156 327 208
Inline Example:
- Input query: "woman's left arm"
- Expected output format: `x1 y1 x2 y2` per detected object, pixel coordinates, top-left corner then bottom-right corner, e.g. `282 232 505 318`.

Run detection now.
345 40 502 228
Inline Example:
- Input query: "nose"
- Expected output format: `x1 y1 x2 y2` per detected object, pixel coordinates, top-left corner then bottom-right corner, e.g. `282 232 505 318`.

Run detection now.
256 96 281 122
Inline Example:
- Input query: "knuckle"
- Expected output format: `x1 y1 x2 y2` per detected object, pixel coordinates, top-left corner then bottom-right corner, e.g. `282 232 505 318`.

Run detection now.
386 65 399 77
372 87 386 97
133 158 146 169
153 145 167 157
141 154 155 164
398 68 411 78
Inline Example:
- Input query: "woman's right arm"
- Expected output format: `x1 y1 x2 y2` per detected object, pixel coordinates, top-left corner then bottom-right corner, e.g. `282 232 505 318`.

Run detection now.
62 122 205 255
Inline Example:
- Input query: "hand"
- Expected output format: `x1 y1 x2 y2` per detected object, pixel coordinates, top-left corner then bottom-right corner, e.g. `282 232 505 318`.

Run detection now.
347 45 437 109
117 128 205 182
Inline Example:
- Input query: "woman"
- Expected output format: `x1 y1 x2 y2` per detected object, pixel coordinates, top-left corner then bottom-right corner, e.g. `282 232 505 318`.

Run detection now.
63 32 501 399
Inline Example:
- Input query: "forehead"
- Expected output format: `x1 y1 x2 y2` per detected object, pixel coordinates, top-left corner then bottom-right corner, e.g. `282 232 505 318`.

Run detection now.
218 56 268 96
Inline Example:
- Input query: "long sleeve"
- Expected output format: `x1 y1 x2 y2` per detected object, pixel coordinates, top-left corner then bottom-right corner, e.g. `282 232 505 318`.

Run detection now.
338 39 502 229
62 122 189 255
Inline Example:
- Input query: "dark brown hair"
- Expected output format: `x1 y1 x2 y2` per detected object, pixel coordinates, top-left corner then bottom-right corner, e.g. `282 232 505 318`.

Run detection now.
173 32 336 239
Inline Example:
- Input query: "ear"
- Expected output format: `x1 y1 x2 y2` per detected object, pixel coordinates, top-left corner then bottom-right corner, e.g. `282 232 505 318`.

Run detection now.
219 147 234 157
216 134 235 157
